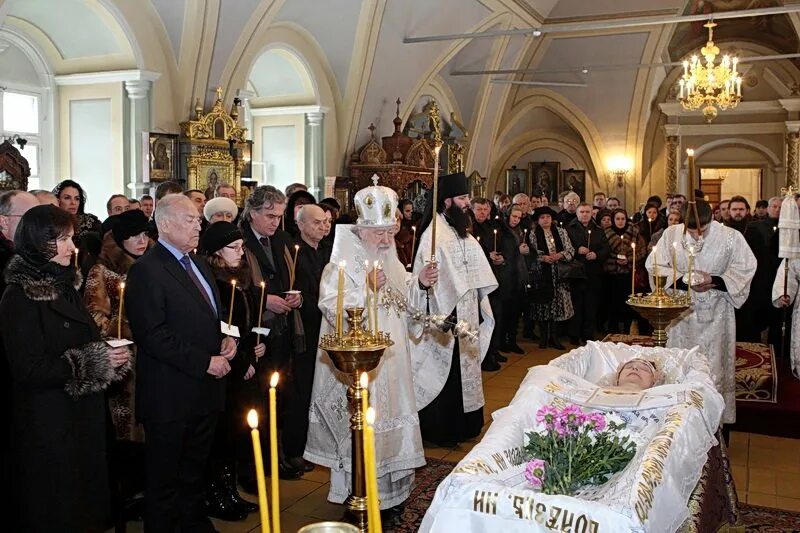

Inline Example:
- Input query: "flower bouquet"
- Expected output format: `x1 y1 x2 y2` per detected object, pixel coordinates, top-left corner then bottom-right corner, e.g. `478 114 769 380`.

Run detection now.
523 404 636 496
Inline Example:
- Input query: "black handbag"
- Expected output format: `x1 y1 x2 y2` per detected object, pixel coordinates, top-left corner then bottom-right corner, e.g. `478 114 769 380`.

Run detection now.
556 260 587 280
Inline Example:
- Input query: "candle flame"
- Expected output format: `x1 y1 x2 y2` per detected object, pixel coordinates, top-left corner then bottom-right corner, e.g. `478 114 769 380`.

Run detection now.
632 242 636 249
119 281 126 290
231 279 237 286
359 372 368 389
260 281 266 287
339 260 346 268
493 229 497 234
294 244 299 250
270 372 279 388
686 148 695 157
366 406 376 425
412 226 416 232
373 260 379 268
247 409 258 428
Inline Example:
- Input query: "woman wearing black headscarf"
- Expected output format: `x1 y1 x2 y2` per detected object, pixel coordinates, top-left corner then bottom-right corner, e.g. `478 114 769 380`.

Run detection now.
528 206 575 349
603 208 647 333
0 205 131 532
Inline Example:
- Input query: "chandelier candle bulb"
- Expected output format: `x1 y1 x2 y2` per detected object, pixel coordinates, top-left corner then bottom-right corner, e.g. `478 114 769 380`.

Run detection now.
256 281 266 345
117 282 126 339
227 280 237 328
631 242 636 296
247 410 271 533
269 373 280 533
290 244 299 291
336 262 345 337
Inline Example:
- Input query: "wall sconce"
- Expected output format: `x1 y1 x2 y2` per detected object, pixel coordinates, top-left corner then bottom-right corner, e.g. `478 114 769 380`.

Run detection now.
607 156 632 189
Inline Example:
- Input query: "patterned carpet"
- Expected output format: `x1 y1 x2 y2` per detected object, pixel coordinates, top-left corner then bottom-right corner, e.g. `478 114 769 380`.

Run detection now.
391 459 800 532
600 334 777 403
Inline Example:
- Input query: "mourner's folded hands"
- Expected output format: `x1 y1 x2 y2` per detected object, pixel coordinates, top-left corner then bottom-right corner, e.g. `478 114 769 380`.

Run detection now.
285 292 302 308
368 268 387 291
254 342 266 359
207 355 231 378
266 294 292 314
577 246 590 255
586 251 597 261
489 251 504 265
107 346 131 368
220 336 236 360
244 364 255 381
419 262 439 288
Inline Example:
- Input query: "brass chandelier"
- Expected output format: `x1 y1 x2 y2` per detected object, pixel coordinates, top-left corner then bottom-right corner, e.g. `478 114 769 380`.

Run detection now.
678 20 742 122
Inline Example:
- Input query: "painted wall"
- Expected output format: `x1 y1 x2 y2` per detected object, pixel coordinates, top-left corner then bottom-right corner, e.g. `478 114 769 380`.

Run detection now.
251 114 305 191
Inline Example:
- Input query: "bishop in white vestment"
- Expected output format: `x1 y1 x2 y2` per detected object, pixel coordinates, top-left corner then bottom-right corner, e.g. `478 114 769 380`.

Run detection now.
646 200 755 424
410 172 497 446
771 193 800 378
304 181 437 509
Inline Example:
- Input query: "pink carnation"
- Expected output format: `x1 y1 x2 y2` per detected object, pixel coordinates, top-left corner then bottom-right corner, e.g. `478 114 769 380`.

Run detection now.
587 412 607 432
536 405 559 429
524 458 546 489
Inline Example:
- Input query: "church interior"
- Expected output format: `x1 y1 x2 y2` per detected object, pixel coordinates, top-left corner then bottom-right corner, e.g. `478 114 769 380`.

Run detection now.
2 0 800 532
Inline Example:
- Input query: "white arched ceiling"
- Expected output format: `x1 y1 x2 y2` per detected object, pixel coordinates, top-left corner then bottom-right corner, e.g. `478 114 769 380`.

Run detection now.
248 47 315 104
149 0 184 63
0 38 45 86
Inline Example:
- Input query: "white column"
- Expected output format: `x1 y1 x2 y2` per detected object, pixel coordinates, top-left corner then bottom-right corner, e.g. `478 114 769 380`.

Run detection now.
124 80 152 198
305 111 325 197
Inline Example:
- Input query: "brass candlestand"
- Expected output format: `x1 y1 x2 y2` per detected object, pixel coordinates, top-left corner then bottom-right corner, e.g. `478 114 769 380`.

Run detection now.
627 275 692 347
319 307 393 532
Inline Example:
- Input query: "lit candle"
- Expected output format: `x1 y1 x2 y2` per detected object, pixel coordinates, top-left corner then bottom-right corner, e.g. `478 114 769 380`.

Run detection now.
247 410 271 533
774 226 777 233
336 261 345 337
373 261 380 336
524 228 529 243
269 373 280 533
587 229 592 251
364 407 382 533
493 229 498 253
671 242 678 292
359 373 377 532
688 245 695 301
289 244 299 291
410 226 416 263
74 248 79 269
256 281 266 345
117 282 126 339
631 242 636 296
364 261 371 332
431 145 441 262
228 279 237 328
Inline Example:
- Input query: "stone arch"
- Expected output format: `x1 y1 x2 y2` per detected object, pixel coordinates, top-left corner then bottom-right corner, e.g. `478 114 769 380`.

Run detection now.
685 138 782 167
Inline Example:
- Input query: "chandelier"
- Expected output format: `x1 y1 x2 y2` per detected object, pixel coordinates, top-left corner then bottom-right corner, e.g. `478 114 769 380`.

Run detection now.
678 20 742 122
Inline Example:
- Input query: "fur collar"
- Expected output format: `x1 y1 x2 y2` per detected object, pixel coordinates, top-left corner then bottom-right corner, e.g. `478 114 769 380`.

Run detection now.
210 259 252 289
97 232 138 275
4 254 82 301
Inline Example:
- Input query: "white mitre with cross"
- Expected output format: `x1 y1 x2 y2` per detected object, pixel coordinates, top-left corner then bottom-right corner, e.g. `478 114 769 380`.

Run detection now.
353 174 398 228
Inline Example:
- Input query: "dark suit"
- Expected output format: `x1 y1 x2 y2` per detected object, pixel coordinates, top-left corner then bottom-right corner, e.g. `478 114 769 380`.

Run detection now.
126 242 224 533
566 218 611 341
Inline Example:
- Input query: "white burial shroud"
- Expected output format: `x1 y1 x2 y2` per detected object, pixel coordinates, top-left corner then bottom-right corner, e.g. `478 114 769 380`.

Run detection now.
420 341 725 533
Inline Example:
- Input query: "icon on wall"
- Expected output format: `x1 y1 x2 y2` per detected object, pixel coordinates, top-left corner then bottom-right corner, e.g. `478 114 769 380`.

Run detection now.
145 133 178 182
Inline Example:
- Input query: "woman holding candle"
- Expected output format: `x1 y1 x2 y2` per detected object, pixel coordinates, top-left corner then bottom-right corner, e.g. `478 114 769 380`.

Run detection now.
199 221 265 520
637 203 667 246
603 208 647 334
0 205 131 532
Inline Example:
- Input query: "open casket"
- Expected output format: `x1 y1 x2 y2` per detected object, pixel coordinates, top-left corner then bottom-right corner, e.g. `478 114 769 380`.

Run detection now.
420 341 738 533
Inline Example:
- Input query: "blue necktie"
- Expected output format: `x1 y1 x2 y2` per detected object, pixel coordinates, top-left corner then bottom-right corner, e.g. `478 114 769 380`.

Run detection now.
179 255 214 311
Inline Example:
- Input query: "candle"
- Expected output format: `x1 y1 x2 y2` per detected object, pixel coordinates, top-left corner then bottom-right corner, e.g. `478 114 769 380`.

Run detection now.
493 229 498 253
431 145 441 262
359 373 376 533
671 242 678 292
410 226 416 262
688 245 695 301
360 372 369 418
256 281 266 345
587 229 592 251
336 261 345 337
289 244 299 291
653 244 659 279
228 279 237 328
631 242 636 296
364 407 382 533
117 282 126 339
269 373 280 533
524 228 529 243
373 261 380 336
364 261 372 333
247 410 271 533
74 248 79 268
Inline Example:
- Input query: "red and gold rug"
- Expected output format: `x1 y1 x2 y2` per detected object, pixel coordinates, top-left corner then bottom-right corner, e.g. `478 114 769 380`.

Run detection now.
600 335 777 404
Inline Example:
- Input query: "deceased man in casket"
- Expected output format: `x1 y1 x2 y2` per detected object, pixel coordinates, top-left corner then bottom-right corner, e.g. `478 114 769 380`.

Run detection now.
420 341 725 533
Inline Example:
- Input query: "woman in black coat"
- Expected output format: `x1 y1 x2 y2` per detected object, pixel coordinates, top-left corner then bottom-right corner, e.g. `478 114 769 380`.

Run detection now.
200 221 265 520
0 205 130 533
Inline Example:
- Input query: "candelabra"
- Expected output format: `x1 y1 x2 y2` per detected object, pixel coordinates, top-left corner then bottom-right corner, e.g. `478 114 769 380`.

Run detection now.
627 276 691 347
318 308 393 532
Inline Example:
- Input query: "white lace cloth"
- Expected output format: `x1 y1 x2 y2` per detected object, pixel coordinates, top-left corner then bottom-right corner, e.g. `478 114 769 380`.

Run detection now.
419 342 724 533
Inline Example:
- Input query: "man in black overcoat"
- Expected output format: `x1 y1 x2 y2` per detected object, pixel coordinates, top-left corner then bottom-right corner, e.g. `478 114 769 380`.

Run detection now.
126 194 236 532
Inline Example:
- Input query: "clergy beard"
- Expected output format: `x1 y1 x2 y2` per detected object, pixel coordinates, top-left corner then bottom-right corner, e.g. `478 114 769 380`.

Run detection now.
443 203 469 239
726 217 749 234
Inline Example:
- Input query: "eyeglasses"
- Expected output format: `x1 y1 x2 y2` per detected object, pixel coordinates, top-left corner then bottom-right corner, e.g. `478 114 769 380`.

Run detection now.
224 244 244 253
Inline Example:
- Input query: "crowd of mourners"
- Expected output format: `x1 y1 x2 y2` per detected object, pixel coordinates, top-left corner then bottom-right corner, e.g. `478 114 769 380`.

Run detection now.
0 176 793 532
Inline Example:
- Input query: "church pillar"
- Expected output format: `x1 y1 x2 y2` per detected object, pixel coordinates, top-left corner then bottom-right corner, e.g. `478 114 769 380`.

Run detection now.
786 128 800 190
664 135 680 194
305 111 325 198
125 80 152 198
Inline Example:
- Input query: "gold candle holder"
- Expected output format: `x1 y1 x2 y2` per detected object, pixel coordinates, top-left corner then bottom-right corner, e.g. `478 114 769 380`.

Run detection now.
319 307 393 532
627 275 692 347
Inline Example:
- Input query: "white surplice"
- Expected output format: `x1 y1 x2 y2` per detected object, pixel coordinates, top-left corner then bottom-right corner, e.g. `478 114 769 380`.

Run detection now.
772 258 800 378
646 222 756 423
303 225 427 509
410 214 498 412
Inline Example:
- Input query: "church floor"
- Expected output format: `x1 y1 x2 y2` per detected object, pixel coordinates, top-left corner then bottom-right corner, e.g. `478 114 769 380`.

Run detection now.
116 340 800 532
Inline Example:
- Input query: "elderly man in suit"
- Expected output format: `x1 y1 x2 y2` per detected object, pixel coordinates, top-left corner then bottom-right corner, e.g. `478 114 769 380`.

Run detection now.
239 185 305 478
126 193 236 533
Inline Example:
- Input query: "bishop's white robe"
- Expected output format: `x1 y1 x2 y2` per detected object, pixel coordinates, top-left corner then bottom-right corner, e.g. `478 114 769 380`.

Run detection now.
646 222 756 423
304 225 427 509
772 258 800 378
410 214 498 413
